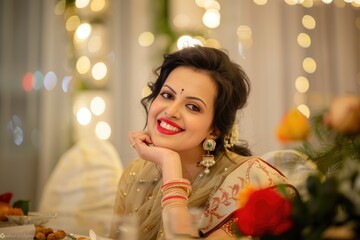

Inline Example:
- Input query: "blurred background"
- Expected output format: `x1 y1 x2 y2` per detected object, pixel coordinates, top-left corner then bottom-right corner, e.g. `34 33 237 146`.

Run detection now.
0 0 359 211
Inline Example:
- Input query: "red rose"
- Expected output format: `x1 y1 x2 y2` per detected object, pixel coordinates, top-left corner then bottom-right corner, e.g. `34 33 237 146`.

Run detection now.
234 188 293 237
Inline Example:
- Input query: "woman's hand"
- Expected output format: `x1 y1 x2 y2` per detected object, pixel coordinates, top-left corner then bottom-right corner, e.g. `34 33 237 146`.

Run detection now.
128 130 182 180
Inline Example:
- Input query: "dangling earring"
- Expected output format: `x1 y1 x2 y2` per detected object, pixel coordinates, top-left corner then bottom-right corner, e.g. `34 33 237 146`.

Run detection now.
199 139 216 174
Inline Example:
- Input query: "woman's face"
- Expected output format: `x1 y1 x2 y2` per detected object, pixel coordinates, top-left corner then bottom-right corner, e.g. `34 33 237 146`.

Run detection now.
147 66 218 153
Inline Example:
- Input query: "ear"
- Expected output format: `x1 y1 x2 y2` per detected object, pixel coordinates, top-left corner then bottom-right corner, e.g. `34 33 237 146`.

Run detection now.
208 127 221 140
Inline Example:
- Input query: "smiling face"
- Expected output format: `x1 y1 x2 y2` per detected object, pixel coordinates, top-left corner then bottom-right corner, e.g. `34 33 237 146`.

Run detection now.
147 66 218 154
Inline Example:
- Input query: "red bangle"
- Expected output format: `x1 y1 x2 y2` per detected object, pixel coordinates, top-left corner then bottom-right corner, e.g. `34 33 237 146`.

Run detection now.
162 195 187 202
161 181 191 190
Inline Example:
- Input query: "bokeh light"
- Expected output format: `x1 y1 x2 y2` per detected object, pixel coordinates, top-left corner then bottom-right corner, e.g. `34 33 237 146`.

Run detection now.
7 115 24 145
95 121 111 140
62 76 73 93
297 33 311 48
66 15 81 32
303 57 317 73
76 56 91 74
177 35 203 49
44 71 57 90
33 70 43 90
302 15 316 29
297 104 310 118
92 62 107 80
77 107 92 125
253 0 268 5
90 0 107 12
202 9 220 29
138 32 155 47
88 35 103 53
22 72 34 92
295 76 310 93
75 0 90 9
75 23 92 40
173 14 191 29
90 96 106 116
204 0 220 10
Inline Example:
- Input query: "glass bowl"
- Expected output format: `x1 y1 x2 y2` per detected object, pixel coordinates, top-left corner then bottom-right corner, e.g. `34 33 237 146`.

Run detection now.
6 211 57 226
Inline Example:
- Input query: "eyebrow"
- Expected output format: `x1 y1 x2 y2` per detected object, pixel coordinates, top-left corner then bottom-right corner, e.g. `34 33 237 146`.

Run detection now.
163 84 208 108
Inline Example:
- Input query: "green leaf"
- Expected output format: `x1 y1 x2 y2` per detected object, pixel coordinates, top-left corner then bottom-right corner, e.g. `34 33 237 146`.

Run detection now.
12 200 30 215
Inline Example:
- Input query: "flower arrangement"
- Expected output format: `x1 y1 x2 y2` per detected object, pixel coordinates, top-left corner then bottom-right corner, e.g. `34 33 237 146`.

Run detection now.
0 192 29 222
234 94 360 240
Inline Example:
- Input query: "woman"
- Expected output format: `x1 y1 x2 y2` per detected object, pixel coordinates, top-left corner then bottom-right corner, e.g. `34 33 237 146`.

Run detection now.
112 46 291 239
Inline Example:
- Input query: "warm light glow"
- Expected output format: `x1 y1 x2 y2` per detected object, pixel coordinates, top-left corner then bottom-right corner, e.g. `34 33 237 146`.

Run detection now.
66 15 80 32
334 0 346 8
302 0 314 8
138 32 155 47
92 62 107 80
177 35 203 50
253 0 268 5
285 0 297 5
202 9 220 29
195 0 206 7
90 96 106 116
91 0 107 12
54 0 66 15
204 0 221 10
297 104 310 118
76 56 91 74
75 23 92 40
77 107 92 125
297 33 311 48
302 15 316 29
237 25 252 40
88 35 103 53
303 57 317 73
95 121 111 140
76 0 90 8
205 38 221 48
295 76 310 93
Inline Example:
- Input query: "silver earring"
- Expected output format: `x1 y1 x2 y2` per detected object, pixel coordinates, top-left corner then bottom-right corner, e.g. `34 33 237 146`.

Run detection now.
200 139 216 174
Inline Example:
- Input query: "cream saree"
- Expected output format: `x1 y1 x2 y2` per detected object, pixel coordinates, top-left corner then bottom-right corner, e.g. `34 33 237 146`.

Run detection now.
111 152 290 240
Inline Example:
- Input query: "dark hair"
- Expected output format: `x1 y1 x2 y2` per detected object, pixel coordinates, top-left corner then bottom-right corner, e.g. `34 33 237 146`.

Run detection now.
141 46 252 156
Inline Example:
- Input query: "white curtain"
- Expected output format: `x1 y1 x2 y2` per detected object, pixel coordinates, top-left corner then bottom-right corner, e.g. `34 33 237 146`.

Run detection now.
0 0 359 210
212 1 360 154
0 0 71 208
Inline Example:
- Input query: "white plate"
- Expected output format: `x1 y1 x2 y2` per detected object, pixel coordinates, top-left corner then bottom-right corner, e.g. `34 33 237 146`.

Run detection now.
6 211 57 226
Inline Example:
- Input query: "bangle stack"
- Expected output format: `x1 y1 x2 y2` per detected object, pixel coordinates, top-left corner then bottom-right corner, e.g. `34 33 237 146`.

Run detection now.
161 178 192 209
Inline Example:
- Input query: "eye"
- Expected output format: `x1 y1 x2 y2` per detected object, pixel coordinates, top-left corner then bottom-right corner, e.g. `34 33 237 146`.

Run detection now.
160 92 174 100
186 104 200 112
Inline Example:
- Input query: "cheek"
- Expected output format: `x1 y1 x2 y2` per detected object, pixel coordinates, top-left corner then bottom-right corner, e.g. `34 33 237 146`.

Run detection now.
148 101 161 122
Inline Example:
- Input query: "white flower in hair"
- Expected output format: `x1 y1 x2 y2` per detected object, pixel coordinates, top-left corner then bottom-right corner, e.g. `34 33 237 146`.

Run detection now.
224 124 239 148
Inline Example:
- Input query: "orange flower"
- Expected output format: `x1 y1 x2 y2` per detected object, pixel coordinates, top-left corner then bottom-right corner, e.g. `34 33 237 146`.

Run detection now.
276 108 310 143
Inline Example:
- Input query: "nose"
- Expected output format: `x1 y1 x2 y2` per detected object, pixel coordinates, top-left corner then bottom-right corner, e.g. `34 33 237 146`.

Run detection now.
165 101 181 119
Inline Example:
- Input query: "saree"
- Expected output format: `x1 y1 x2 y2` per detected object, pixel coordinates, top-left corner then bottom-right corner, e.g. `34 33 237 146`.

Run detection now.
111 151 290 239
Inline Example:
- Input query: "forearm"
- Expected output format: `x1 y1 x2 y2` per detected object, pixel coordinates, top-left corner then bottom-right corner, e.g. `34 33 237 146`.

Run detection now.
160 175 199 239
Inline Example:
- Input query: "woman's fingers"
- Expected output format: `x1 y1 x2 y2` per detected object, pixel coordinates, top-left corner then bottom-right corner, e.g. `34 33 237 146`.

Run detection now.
128 130 152 149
